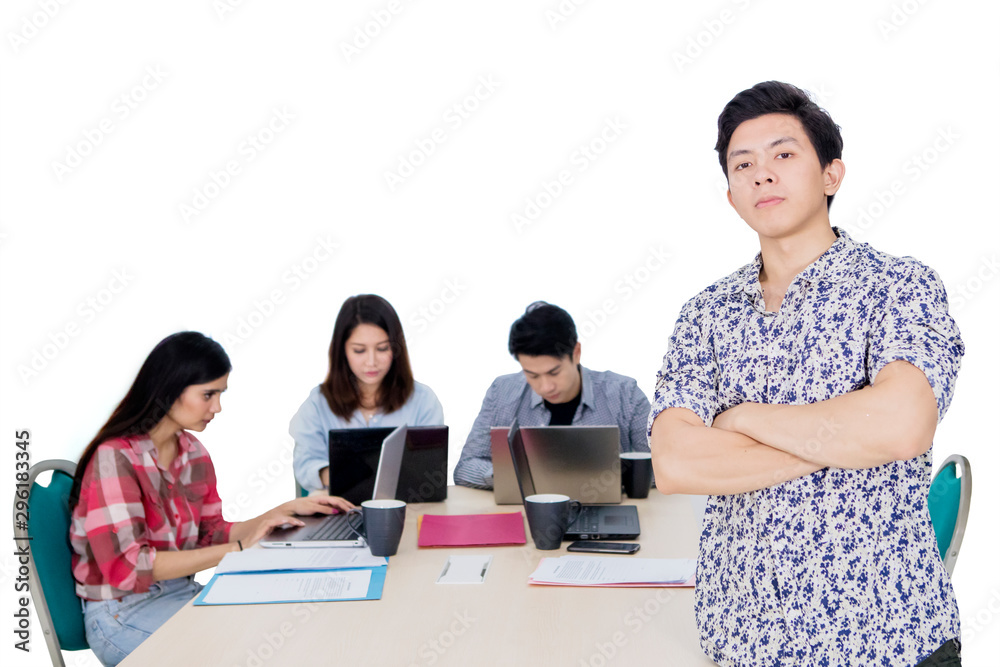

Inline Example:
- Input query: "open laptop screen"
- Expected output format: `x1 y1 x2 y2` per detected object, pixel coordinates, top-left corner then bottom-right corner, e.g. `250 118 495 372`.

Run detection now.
506 418 535 501
328 426 448 505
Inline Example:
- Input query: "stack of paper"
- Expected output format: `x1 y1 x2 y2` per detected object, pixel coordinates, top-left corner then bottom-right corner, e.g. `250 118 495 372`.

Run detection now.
528 556 696 587
194 547 388 606
195 569 383 605
417 512 526 547
215 546 386 574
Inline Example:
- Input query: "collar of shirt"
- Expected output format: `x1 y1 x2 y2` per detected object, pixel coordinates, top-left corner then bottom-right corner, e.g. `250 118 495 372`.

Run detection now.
733 226 861 305
128 431 195 471
528 364 594 412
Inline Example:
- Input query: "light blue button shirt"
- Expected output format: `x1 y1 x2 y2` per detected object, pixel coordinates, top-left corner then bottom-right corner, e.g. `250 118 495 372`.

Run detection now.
290 382 444 491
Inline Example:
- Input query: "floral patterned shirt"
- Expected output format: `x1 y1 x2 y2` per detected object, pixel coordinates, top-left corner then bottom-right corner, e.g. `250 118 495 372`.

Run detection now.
649 228 964 666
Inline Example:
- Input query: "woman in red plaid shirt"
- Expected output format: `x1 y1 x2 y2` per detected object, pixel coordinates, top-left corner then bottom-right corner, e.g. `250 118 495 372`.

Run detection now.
69 332 354 666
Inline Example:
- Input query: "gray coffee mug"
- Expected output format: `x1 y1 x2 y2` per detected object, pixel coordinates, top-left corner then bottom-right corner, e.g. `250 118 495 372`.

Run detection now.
524 494 582 550
347 499 406 557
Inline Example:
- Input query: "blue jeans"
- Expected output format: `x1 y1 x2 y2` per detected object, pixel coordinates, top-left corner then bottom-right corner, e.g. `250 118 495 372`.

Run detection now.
84 577 202 666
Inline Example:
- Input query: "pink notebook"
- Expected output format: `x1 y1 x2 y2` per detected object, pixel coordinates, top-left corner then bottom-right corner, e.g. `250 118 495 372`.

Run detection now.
417 512 526 547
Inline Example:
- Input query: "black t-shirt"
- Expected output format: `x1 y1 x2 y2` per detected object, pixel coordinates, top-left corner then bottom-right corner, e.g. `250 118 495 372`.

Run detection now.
545 391 581 426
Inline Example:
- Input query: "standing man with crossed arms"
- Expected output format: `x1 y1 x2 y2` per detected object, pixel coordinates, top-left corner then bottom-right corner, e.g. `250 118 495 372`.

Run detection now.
649 81 964 666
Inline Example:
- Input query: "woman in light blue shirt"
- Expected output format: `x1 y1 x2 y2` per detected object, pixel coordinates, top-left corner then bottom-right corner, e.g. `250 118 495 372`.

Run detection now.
291 294 444 492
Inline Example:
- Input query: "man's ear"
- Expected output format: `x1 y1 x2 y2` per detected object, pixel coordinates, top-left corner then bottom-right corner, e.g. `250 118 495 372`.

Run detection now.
823 158 846 196
571 341 581 365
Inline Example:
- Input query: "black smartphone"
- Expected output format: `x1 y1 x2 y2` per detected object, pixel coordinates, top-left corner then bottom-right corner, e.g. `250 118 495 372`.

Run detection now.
566 541 640 555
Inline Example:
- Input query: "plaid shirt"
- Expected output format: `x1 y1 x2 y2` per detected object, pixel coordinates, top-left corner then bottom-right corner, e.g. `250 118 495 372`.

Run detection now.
70 432 233 600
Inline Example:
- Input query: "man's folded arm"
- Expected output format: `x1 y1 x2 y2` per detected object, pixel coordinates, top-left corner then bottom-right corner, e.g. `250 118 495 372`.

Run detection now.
651 407 824 496
715 360 938 470
723 260 961 471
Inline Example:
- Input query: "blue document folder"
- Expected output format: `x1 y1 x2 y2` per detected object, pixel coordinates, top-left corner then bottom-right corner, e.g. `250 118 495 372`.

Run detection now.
193 566 386 605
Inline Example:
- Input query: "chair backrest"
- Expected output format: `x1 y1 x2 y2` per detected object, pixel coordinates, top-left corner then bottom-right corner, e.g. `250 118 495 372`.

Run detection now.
928 454 972 575
13 459 88 665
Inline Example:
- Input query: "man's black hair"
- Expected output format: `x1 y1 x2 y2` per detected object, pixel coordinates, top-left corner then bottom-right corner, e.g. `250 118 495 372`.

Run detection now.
715 81 843 210
508 301 577 360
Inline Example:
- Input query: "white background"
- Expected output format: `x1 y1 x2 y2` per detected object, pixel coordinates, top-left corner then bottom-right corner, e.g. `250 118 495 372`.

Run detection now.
2 1 998 665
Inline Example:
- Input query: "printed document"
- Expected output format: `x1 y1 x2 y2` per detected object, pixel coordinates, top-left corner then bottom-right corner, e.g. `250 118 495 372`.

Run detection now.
201 569 373 604
529 556 696 586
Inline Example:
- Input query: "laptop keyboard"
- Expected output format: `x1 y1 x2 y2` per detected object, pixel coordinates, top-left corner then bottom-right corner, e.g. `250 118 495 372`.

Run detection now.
571 508 600 532
305 516 356 541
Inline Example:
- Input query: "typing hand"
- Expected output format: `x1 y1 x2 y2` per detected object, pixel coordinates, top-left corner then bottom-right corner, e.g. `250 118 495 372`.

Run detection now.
245 515 304 548
282 495 356 517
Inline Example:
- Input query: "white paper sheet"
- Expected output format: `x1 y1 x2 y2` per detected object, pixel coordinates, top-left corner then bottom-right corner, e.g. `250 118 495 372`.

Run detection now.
216 546 386 574
201 569 373 604
529 556 696 585
436 555 492 584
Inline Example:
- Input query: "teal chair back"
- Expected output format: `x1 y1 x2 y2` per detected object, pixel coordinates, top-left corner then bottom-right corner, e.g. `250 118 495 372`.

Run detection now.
13 460 88 666
927 454 972 575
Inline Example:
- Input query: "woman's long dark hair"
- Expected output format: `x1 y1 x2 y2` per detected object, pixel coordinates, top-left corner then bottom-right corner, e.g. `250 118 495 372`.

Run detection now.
69 332 232 510
320 294 414 419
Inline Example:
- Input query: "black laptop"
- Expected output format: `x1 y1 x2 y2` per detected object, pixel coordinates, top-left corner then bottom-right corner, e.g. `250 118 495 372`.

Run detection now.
507 419 639 541
327 426 449 505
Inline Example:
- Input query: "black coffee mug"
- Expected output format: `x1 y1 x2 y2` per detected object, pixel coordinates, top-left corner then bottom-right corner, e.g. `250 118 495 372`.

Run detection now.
621 452 653 499
524 494 582 550
346 499 406 557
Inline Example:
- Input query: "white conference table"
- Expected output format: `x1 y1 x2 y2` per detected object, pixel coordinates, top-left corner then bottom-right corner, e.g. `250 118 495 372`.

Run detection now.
123 486 716 666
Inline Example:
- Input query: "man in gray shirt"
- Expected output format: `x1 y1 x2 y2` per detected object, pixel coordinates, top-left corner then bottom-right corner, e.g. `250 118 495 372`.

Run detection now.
454 301 651 489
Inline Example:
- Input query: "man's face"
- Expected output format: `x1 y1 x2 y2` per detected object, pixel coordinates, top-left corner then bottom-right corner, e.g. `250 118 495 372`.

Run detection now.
517 342 582 404
725 113 844 240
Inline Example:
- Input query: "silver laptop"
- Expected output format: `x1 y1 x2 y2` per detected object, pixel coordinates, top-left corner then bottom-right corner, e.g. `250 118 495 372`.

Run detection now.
507 420 639 541
491 425 622 504
372 425 407 500
261 426 408 548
